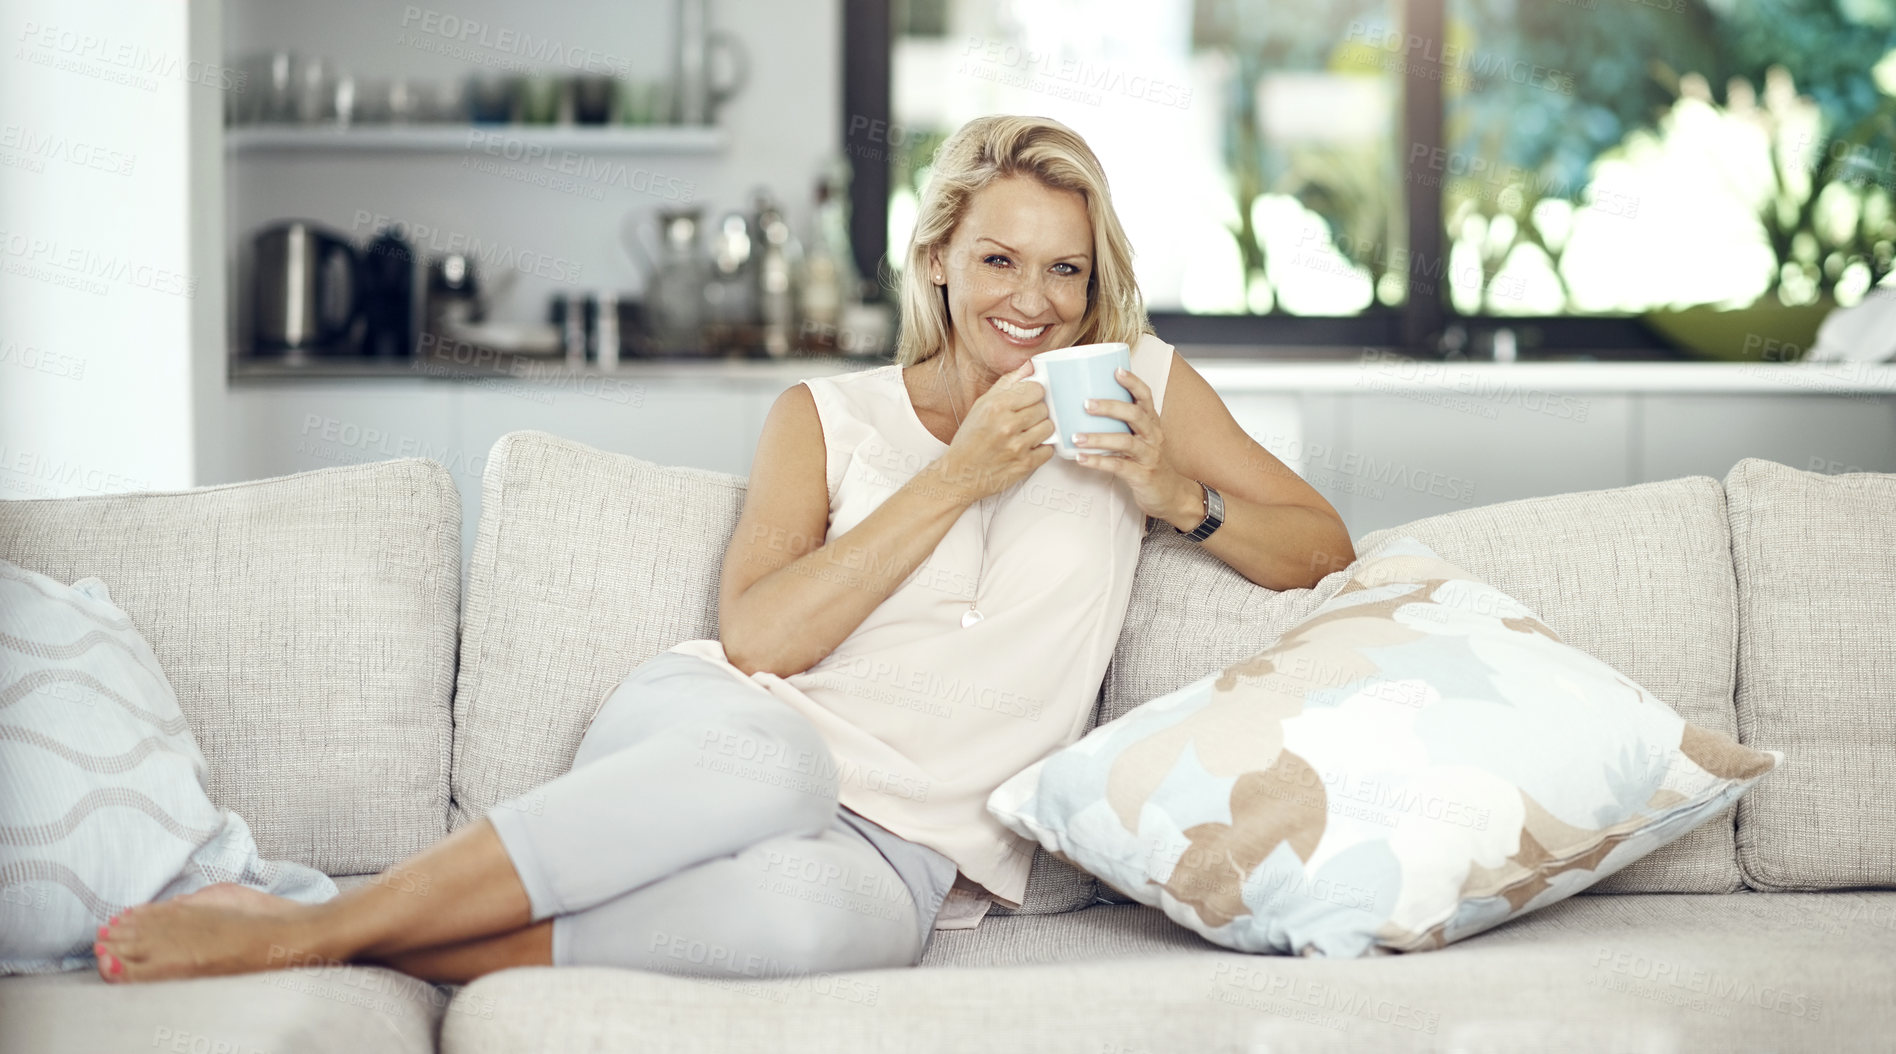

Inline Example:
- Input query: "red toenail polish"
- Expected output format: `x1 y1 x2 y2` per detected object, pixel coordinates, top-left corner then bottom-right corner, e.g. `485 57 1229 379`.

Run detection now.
98 925 108 940
109 955 121 976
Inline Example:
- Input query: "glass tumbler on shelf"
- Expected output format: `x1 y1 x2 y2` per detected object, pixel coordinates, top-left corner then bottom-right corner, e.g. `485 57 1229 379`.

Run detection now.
382 78 420 123
295 57 336 124
234 51 300 124
466 74 523 124
225 53 270 125
615 79 653 125
418 79 466 123
353 77 395 124
619 80 677 126
332 71 361 127
571 75 617 125
519 74 565 124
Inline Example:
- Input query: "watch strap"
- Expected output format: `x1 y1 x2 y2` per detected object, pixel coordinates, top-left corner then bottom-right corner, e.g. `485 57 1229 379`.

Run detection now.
1176 481 1225 542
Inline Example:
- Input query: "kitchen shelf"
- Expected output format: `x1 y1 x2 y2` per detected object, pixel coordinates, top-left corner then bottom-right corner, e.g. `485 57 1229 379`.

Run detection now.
225 124 727 155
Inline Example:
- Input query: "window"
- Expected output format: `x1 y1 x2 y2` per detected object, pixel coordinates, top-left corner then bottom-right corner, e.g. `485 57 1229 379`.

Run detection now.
846 0 1896 355
1444 0 1896 319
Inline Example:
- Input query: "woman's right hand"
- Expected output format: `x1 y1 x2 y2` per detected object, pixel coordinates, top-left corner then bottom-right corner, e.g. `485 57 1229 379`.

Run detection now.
930 360 1058 505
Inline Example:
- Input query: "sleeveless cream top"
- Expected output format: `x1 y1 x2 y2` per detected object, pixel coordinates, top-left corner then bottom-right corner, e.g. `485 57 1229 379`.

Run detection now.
668 333 1174 911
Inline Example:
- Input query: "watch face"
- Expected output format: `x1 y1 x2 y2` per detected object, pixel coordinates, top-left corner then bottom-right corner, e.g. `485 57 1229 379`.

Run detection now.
1190 485 1224 540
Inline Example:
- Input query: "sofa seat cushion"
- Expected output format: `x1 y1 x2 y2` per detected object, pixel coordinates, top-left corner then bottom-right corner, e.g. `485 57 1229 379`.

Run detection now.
453 431 1093 914
1348 477 1743 895
1726 459 1896 890
0 460 459 875
0 961 452 1054
440 893 1894 1054
0 876 480 1053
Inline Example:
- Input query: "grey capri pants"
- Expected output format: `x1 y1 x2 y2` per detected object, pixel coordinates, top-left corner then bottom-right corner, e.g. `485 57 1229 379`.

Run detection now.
485 650 961 977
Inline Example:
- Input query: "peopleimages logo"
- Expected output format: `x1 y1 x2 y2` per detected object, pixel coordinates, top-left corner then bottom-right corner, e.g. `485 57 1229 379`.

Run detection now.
396 6 632 76
698 728 933 803
0 229 196 299
1261 435 1480 505
1590 946 1823 1020
14 21 247 92
1341 21 1575 96
0 340 86 381
350 210 583 284
296 414 486 479
462 130 696 202
0 123 136 176
1357 350 1593 423
959 36 1193 110
1209 961 1441 1034
1292 227 1530 306
844 116 928 168
0 445 150 496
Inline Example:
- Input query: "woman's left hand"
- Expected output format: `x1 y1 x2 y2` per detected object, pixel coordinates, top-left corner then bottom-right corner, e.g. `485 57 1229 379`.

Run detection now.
1071 367 1200 526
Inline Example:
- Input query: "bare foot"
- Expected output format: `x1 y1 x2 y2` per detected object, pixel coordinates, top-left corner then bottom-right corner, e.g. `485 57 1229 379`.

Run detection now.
172 882 299 915
95 897 332 983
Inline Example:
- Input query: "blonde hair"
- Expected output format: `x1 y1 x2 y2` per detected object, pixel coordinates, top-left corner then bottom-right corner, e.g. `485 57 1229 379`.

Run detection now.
893 115 1150 366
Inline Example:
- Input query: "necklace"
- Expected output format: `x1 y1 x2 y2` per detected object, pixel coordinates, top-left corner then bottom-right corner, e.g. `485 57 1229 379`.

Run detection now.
936 354 1000 629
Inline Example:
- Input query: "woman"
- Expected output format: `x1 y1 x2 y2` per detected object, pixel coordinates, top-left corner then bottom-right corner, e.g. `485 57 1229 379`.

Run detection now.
92 115 1353 984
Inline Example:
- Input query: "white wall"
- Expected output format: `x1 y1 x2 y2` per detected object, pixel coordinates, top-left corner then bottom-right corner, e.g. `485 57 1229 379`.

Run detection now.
0 0 226 497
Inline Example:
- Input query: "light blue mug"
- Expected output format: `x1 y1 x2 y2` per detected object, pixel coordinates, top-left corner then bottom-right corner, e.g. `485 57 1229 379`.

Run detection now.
1027 342 1132 459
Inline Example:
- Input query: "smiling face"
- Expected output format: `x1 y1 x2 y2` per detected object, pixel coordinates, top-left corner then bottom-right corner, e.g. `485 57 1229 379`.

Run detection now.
930 174 1093 377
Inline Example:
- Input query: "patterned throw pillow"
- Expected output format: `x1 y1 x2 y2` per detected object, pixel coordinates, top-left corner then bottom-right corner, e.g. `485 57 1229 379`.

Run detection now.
0 560 336 975
987 539 1780 958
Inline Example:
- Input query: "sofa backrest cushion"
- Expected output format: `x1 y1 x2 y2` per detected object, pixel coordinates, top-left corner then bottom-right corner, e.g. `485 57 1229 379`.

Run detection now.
1347 477 1740 894
1101 530 1350 730
452 431 1098 915
1726 458 1896 891
0 460 459 876
450 432 743 831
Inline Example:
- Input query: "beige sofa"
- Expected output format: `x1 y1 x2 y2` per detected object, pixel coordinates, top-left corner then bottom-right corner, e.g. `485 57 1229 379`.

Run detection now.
1 431 1891 1054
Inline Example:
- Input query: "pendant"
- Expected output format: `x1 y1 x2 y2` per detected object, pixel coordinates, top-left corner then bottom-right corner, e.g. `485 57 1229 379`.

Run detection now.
960 607 984 628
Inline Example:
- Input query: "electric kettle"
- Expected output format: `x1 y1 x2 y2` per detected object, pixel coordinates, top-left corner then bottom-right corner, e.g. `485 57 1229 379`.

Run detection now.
252 221 363 355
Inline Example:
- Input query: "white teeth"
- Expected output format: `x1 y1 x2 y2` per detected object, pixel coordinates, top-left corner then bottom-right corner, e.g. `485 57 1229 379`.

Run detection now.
991 318 1047 340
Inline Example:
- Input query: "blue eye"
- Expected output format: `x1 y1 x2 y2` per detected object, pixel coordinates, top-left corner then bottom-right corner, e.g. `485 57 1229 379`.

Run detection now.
984 254 1010 267
1053 262 1082 277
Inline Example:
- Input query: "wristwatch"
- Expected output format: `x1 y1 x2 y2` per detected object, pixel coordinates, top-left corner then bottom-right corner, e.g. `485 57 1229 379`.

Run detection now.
1175 480 1225 542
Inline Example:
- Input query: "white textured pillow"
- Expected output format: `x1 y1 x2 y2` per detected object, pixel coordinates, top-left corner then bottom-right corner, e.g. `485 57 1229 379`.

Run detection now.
988 538 1781 958
0 561 335 975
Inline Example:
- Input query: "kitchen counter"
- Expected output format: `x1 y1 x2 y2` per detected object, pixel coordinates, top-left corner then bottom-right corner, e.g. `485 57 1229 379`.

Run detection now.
219 345 1895 560
1201 357 1896 394
229 349 1896 393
